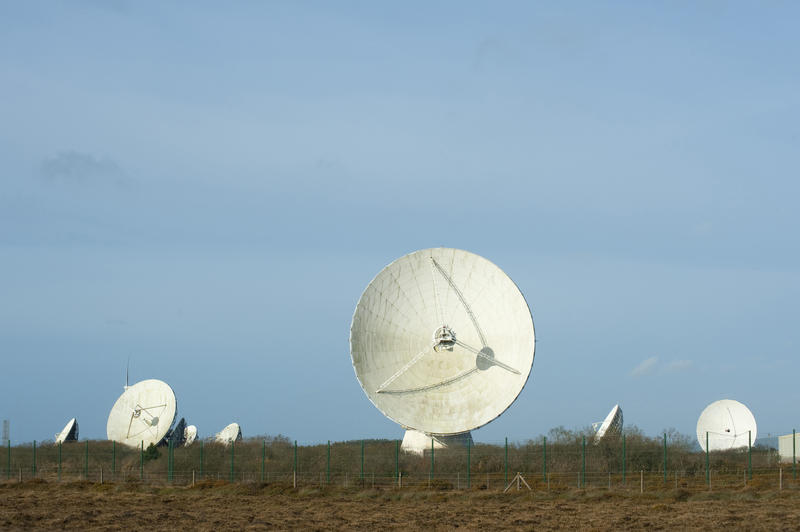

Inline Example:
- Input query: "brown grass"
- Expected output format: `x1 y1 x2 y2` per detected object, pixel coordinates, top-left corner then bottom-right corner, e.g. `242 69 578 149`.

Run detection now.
2 480 800 530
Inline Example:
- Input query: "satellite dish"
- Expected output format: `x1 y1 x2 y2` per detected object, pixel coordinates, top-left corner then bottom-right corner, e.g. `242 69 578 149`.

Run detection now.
215 423 242 445
696 399 757 452
54 418 79 444
166 418 187 447
592 404 623 443
106 379 178 448
350 248 535 454
184 425 198 446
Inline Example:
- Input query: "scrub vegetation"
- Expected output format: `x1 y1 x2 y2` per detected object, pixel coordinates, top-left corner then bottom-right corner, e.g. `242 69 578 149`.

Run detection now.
2 427 787 492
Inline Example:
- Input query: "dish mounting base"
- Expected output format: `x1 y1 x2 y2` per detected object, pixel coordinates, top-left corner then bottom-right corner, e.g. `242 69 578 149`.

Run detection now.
401 429 473 456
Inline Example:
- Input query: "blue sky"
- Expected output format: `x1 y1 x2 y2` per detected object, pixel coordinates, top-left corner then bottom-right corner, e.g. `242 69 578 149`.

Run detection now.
1 2 798 445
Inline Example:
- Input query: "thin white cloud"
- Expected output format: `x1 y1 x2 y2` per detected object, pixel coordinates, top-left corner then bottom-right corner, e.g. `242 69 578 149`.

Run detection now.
631 356 659 377
630 357 694 377
665 359 693 373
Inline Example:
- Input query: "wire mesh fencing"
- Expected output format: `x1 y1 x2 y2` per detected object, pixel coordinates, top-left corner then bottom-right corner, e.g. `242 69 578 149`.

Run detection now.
3 434 800 493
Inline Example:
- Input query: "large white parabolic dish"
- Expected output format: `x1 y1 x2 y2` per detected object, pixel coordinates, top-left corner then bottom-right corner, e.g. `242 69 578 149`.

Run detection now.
696 399 757 452
350 248 535 435
106 379 177 448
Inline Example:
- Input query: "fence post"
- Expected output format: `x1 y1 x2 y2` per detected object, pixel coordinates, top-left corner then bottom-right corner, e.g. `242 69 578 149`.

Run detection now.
6 440 10 480
543 436 547 482
748 430 752 480
622 434 626 485
640 470 643 493
581 435 586 488
229 440 235 482
504 437 508 484
794 429 797 480
324 440 330 485
84 440 88 480
360 440 364 484
705 432 709 487
167 440 175 484
58 442 62 481
199 440 204 479
394 440 398 487
167 441 171 483
663 433 667 484
140 441 143 480
261 439 266 482
430 438 434 485
467 437 471 489
293 440 297 483
112 441 116 479
32 440 36 477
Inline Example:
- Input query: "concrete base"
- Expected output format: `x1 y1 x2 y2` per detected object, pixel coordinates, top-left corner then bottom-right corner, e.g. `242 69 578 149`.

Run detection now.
401 429 473 456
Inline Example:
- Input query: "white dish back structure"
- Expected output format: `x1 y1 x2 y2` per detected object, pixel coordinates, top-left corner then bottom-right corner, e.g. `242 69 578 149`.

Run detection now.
184 425 198 446
696 399 757 452
350 248 535 447
215 423 242 445
55 418 79 444
106 379 177 448
778 433 799 463
593 404 623 442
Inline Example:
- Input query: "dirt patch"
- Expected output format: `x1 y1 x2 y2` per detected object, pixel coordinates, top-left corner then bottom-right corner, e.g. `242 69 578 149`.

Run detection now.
1 481 799 530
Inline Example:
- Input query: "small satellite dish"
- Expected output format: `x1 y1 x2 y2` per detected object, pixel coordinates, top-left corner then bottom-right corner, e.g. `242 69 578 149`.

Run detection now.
350 248 535 454
592 404 623 443
184 425 198 446
215 423 242 445
54 418 79 444
106 379 178 448
696 399 757 452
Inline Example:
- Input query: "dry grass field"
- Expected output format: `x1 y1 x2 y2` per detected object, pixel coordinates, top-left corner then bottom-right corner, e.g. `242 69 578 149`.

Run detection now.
3 480 800 530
